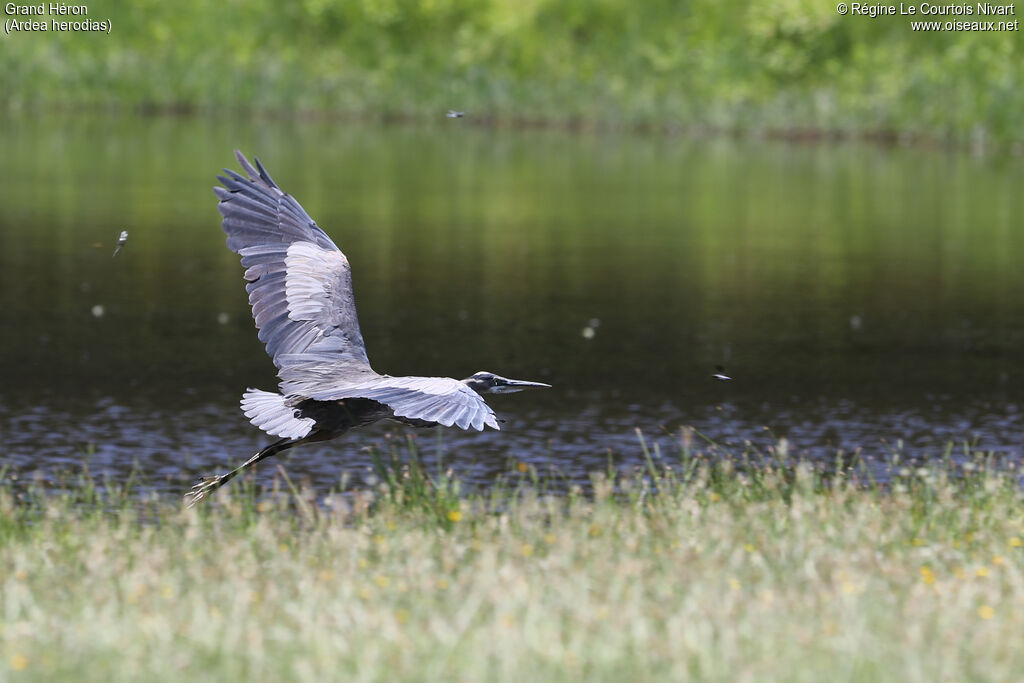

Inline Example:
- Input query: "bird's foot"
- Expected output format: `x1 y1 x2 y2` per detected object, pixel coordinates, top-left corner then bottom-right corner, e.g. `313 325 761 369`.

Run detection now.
184 475 225 508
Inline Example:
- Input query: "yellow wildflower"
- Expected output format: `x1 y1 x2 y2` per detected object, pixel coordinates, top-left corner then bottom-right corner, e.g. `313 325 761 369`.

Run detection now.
978 605 995 620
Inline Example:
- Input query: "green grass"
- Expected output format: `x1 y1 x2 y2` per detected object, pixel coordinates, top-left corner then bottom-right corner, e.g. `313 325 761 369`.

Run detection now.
2 442 1024 681
3 0 1023 145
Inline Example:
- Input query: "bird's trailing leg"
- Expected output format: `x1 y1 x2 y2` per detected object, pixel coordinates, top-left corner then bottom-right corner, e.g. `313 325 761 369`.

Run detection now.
185 437 301 507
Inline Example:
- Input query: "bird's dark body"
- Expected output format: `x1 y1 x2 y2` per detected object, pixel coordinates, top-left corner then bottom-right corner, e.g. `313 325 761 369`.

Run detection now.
291 397 438 438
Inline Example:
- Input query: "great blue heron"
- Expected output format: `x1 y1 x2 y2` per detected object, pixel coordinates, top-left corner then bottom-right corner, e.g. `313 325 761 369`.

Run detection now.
185 151 550 505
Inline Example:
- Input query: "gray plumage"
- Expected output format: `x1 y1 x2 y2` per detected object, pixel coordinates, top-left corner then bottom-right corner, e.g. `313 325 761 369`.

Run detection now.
186 151 549 505
240 389 315 439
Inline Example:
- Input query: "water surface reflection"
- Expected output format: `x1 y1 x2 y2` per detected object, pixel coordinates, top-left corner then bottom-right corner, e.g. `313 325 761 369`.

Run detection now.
2 115 1023 493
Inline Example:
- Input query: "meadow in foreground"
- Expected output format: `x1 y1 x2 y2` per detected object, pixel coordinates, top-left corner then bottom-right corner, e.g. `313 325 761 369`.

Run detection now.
2 440 1023 682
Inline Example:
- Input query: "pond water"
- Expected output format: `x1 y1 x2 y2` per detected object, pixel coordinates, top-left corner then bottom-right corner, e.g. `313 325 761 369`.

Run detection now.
2 115 1024 494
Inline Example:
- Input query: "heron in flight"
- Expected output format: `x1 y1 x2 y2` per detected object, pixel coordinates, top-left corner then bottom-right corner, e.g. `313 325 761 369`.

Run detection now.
185 152 549 505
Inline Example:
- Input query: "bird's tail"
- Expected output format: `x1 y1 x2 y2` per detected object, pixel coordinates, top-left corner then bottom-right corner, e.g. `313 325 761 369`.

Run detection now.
240 389 316 439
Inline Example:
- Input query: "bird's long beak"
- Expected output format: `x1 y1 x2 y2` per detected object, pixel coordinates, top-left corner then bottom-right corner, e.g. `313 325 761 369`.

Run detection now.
496 378 552 394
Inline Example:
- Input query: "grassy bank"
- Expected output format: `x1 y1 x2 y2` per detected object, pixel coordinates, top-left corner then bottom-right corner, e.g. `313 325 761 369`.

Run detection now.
2 451 1024 681
2 0 1022 145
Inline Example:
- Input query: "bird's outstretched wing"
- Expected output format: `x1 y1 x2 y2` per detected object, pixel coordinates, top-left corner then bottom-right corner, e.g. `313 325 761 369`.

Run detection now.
278 356 499 431
215 151 371 370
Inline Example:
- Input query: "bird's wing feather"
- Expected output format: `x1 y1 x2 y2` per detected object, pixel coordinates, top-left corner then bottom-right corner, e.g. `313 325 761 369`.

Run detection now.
278 358 498 431
215 151 371 369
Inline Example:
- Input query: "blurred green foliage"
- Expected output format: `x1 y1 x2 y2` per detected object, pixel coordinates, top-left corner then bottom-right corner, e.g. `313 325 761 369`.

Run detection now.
1 0 1021 142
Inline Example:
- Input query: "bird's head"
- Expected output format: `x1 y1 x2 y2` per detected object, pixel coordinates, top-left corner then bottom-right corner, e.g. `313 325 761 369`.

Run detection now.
461 371 551 395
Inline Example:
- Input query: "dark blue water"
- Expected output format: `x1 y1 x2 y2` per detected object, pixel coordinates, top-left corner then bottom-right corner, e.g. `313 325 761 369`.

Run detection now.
2 115 1024 494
